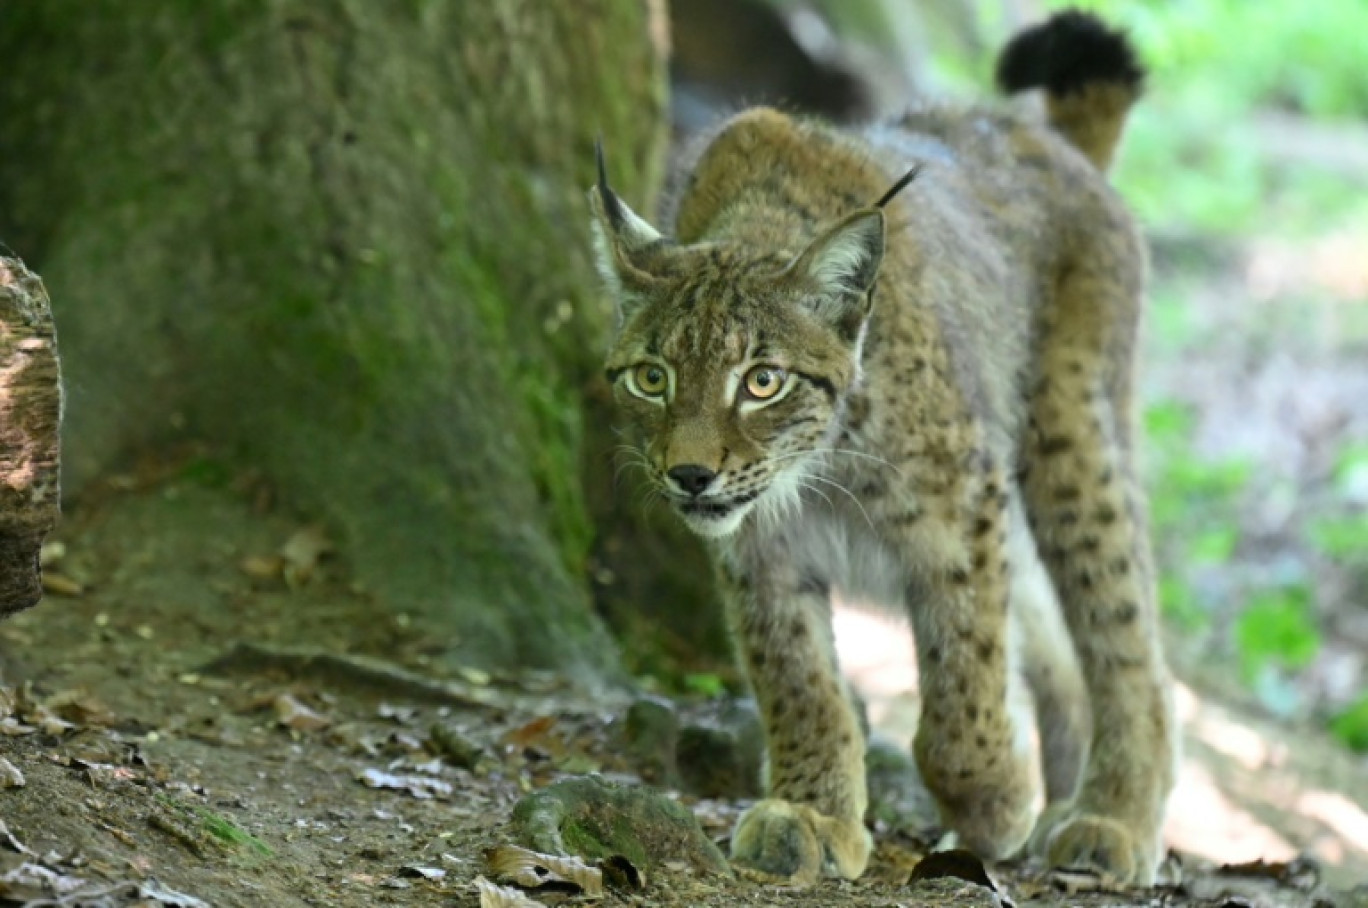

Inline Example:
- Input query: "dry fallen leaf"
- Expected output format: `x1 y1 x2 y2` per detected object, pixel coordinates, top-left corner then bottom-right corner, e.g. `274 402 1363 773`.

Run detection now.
41 573 84 597
484 844 604 897
0 862 88 901
907 848 996 890
458 666 492 686
71 758 139 787
239 554 285 581
38 540 66 567
474 875 549 908
133 878 212 907
397 865 447 881
501 716 558 754
378 702 419 723
0 717 35 737
280 524 332 587
0 758 23 789
1216 857 1320 891
273 693 331 731
44 689 116 727
1 818 32 854
357 767 452 800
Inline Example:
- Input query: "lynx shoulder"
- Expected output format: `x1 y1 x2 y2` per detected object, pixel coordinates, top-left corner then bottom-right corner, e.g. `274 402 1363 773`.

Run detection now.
592 10 1175 887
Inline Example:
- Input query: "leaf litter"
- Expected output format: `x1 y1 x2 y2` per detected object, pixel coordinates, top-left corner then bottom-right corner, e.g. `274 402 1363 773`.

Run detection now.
484 844 607 896
3 496 1365 908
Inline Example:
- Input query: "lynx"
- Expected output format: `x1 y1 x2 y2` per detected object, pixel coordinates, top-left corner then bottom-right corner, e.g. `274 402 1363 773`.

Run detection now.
592 11 1176 886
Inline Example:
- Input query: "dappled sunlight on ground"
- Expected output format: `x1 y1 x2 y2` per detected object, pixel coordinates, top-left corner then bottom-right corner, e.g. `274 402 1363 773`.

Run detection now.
832 601 1368 886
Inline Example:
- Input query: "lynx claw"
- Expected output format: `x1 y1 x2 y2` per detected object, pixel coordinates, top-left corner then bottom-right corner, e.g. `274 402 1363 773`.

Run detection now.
730 799 871 884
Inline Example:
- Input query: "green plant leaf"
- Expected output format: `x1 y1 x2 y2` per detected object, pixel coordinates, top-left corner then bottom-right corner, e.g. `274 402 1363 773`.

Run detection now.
682 672 726 699
1234 585 1320 681
1164 457 1252 500
1329 694 1368 753
1190 526 1239 563
1308 514 1368 560
1159 575 1208 631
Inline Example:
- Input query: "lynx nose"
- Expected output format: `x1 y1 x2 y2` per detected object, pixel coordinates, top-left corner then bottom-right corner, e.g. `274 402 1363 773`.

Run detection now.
667 464 717 497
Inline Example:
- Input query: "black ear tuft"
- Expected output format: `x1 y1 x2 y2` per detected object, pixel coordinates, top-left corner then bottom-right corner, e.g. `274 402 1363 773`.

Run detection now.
595 136 627 230
996 10 1144 97
873 165 922 210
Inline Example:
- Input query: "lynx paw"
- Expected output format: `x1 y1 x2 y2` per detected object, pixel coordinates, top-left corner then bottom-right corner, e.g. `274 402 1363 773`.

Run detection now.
937 782 1036 862
916 734 1037 862
730 799 871 884
1031 806 1159 886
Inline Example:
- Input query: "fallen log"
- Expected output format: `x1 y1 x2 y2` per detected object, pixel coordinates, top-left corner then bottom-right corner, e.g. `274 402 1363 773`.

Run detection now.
0 254 61 617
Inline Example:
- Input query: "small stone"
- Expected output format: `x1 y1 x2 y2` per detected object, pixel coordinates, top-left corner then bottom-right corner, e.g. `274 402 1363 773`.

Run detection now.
428 722 485 771
864 733 939 837
676 699 764 799
0 757 24 788
619 697 680 787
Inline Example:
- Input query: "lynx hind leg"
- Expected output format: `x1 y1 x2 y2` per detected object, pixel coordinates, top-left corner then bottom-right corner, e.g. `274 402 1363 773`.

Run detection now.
1007 497 1090 803
1021 253 1177 885
720 561 872 883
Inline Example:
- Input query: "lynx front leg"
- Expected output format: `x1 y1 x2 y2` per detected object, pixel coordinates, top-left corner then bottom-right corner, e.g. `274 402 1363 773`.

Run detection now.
902 472 1038 861
717 556 871 884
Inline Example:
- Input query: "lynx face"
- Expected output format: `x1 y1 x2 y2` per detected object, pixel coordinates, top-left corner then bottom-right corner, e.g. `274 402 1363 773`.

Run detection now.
605 254 855 537
591 182 887 539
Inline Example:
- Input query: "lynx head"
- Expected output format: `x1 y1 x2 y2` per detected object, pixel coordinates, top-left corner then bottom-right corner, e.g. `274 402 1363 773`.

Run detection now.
590 144 905 539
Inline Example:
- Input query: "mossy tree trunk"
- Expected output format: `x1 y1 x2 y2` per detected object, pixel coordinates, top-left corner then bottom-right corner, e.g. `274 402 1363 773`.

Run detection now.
0 0 721 678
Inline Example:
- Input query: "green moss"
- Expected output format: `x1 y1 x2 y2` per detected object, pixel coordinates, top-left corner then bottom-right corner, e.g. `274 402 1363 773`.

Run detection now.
511 776 729 874
0 0 682 676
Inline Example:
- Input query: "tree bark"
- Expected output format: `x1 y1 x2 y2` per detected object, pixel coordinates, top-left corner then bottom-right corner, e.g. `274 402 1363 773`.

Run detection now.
0 257 62 617
0 0 719 676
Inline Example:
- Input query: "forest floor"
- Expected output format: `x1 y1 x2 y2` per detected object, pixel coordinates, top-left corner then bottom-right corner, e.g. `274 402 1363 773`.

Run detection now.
4 243 1368 907
2 408 1367 906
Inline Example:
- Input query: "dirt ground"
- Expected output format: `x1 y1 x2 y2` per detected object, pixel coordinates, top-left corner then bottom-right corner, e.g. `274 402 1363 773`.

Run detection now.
1 456 1365 907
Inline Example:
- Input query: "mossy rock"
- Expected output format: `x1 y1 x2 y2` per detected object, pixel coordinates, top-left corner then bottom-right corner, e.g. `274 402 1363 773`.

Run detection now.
864 733 940 838
510 775 731 876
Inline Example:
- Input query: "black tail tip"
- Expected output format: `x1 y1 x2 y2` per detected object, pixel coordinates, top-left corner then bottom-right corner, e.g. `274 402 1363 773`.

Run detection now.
996 9 1144 97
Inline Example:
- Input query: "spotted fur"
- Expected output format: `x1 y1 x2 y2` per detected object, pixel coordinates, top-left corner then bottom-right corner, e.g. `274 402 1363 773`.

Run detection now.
593 11 1175 886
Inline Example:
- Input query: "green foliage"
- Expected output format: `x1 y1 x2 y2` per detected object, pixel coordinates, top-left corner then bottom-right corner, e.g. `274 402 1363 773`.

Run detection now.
1307 442 1368 563
1143 399 1193 445
1041 0 1368 236
1333 442 1368 483
1188 526 1238 564
1158 574 1206 631
1059 0 1368 118
682 672 728 699
179 455 232 489
1234 585 1321 682
1308 514 1368 561
197 807 273 857
1144 400 1250 533
1330 694 1368 753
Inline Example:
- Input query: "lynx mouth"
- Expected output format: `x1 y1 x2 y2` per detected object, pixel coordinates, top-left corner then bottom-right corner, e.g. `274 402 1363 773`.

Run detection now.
678 499 737 518
672 490 761 538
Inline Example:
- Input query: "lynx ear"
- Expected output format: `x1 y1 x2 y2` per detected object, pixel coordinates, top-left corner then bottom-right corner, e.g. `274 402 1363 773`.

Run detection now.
786 209 885 337
589 140 663 322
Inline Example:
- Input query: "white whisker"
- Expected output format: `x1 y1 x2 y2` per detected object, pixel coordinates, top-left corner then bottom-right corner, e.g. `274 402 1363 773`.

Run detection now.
767 446 904 477
805 472 876 531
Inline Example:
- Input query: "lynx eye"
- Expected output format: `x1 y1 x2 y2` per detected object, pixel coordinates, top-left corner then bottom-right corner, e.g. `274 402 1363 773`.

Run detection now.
743 365 786 401
633 363 668 397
